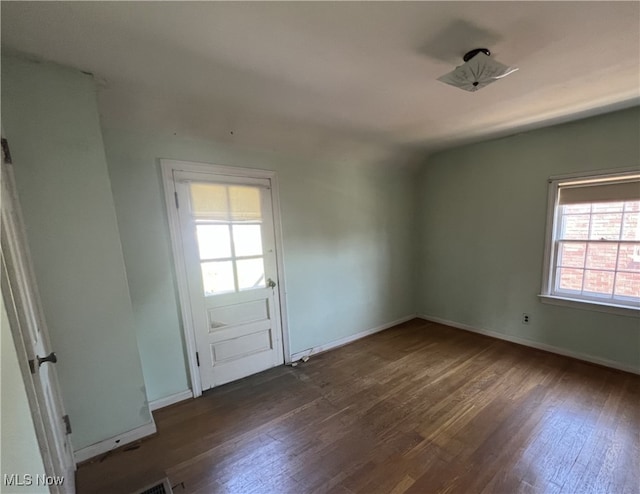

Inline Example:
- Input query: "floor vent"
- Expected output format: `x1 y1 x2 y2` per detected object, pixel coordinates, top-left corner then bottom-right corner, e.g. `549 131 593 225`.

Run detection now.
133 478 173 494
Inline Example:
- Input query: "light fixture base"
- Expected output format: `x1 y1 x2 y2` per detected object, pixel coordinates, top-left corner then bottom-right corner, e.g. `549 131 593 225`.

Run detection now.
463 48 491 62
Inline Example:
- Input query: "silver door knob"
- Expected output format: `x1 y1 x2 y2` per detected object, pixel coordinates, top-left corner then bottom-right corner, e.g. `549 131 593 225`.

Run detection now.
267 278 277 288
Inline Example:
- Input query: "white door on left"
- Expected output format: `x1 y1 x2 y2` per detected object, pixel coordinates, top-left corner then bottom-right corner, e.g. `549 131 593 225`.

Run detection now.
1 153 76 492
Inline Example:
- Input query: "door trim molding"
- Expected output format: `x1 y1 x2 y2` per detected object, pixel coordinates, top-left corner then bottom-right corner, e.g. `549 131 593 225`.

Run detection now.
160 159 292 398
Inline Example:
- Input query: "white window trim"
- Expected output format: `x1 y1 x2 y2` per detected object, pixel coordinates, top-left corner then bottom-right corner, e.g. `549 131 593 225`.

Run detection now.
540 167 640 318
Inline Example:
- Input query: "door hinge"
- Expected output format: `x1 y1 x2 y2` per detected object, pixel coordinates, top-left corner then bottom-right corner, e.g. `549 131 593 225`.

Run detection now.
174 191 179 209
196 351 200 367
28 359 36 374
62 415 72 435
1 138 12 164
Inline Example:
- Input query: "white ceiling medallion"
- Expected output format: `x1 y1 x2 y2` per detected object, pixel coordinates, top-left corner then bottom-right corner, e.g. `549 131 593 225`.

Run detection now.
438 48 518 92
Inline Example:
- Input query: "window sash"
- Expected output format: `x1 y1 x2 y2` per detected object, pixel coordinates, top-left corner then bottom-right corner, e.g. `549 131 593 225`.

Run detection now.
551 239 640 305
542 171 640 313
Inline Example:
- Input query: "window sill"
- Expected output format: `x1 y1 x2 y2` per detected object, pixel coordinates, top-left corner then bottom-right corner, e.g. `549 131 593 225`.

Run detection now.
538 295 640 318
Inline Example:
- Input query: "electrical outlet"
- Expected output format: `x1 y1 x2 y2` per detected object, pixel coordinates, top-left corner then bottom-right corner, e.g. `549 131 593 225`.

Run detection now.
522 313 531 325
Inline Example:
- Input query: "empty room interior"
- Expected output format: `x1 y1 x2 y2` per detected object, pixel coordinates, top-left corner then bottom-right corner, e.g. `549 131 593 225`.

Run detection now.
1 2 639 494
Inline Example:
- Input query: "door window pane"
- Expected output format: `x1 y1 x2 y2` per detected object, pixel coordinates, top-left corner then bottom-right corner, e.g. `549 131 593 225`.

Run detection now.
229 186 262 221
190 182 270 296
190 183 228 220
233 225 263 257
201 261 235 295
196 225 231 260
237 258 265 290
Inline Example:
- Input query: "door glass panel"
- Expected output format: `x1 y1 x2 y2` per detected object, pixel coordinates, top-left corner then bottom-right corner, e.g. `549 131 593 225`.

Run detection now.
237 258 265 290
190 183 228 220
229 186 262 221
201 261 235 295
233 225 263 257
196 225 231 259
190 182 268 295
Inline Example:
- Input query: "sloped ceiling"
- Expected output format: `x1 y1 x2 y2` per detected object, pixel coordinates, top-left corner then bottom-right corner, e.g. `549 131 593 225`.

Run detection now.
2 1 639 158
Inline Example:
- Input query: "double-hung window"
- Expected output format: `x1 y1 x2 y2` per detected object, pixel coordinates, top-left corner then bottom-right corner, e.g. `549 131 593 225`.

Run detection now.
541 171 640 314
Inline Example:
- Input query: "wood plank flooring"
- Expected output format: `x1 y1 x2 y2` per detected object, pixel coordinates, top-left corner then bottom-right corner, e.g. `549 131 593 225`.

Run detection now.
76 319 640 494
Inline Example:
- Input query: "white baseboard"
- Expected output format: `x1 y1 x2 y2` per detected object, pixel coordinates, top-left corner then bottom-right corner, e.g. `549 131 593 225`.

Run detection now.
149 389 193 411
418 314 640 375
74 421 157 463
290 314 416 361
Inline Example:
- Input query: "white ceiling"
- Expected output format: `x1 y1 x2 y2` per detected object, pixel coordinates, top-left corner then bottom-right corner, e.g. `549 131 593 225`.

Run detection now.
2 1 639 158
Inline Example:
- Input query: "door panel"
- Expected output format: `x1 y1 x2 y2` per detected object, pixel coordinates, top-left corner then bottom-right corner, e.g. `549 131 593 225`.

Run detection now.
175 173 284 390
208 299 269 328
212 329 271 362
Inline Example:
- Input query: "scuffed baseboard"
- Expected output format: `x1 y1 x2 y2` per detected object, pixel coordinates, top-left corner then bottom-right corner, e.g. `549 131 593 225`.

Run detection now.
418 314 640 375
290 314 416 361
74 421 157 464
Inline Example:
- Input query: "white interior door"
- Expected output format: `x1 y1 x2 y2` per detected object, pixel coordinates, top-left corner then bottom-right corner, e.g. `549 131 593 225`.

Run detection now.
1 154 76 492
174 171 285 390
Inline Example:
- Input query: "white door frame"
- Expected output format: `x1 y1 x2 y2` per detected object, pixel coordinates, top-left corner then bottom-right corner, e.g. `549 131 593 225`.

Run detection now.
1 156 76 493
160 159 291 397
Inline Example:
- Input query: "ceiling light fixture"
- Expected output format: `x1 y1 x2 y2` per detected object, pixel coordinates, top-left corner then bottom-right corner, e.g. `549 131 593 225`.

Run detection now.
437 48 518 92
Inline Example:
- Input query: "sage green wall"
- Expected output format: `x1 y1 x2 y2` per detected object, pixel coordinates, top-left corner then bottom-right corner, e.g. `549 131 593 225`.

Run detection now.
1 294 48 493
417 107 640 371
102 127 417 402
1 56 152 450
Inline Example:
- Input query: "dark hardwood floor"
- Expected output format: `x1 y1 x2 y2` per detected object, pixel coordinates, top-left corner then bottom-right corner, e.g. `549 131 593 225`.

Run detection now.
76 319 640 494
